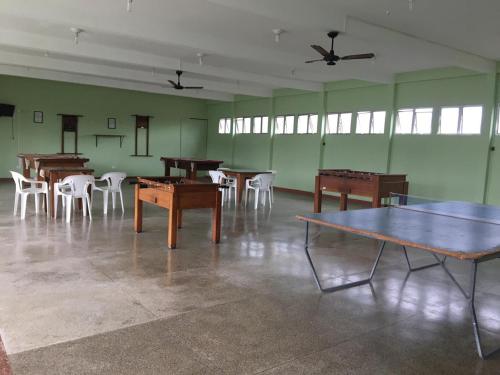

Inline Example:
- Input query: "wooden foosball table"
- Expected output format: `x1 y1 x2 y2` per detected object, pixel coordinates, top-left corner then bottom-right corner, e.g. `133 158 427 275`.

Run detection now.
314 169 409 212
134 177 222 249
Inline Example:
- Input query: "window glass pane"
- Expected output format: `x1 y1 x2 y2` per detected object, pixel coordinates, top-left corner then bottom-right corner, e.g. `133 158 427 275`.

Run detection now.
439 107 459 134
308 114 318 134
396 109 413 134
275 116 284 134
326 113 338 134
218 119 225 134
284 115 294 134
338 113 352 134
261 117 269 133
356 112 371 134
243 117 251 133
414 108 432 134
297 115 308 134
372 111 386 134
462 106 482 134
254 117 262 133
235 117 243 134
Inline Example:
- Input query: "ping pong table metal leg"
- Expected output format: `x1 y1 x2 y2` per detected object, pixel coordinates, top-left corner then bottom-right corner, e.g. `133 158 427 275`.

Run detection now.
469 260 500 359
402 246 441 272
303 222 386 293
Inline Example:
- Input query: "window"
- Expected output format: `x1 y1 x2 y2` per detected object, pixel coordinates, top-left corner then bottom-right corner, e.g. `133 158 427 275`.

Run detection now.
396 108 433 134
326 112 352 134
235 117 252 134
439 106 482 135
275 115 294 134
218 118 231 134
355 111 386 134
297 114 318 134
253 116 269 134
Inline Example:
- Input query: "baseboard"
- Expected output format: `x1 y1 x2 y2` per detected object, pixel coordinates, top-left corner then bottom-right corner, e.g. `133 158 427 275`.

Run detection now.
274 186 371 206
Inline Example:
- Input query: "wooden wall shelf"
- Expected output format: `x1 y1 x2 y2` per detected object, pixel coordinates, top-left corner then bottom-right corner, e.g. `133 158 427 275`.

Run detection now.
130 154 153 157
93 134 126 148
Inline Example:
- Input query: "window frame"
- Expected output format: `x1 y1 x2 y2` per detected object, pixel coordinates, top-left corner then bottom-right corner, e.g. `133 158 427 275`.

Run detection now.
235 117 252 134
355 110 386 135
326 112 353 135
395 107 433 135
296 113 319 135
218 117 232 134
438 105 483 135
274 114 295 135
252 116 269 134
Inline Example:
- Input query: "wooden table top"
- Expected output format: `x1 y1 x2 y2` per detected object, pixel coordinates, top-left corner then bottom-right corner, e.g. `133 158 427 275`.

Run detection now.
0 335 12 375
298 201 500 261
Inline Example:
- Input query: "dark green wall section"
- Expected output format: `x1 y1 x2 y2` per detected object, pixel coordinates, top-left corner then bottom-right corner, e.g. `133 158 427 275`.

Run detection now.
0 75 209 177
207 68 500 204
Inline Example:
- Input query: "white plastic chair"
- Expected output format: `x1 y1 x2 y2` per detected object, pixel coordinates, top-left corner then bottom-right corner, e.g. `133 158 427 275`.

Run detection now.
209 170 235 206
245 173 274 209
92 172 127 214
10 171 49 219
55 175 94 223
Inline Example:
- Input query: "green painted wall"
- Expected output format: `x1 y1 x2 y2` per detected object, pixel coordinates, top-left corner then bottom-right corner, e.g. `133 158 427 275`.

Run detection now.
0 74 209 177
207 68 500 204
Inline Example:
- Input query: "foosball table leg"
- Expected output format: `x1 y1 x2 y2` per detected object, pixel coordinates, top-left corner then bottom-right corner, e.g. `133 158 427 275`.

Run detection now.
168 204 178 249
212 191 222 243
134 185 143 233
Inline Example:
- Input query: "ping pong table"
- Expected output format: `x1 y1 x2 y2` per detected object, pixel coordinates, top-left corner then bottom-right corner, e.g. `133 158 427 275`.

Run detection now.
297 195 500 359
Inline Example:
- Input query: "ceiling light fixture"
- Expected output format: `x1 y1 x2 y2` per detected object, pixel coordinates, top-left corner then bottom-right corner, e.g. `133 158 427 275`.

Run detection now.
197 53 205 65
127 0 133 12
70 27 83 45
272 29 284 43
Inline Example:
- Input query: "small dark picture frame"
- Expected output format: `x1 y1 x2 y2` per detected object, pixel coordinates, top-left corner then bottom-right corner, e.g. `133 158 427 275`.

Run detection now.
107 118 117 129
33 111 43 124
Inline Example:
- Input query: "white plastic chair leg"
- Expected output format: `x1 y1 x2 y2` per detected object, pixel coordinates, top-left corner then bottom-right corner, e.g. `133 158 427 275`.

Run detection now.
20 194 28 220
13 192 19 216
245 188 249 207
119 190 124 214
34 193 39 214
268 190 272 208
112 192 116 210
254 189 259 210
103 191 109 215
86 195 92 221
54 194 59 219
82 197 87 217
65 196 72 223
234 187 237 206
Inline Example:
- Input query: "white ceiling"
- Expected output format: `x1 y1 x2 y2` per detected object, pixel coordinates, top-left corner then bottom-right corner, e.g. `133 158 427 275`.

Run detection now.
0 0 498 101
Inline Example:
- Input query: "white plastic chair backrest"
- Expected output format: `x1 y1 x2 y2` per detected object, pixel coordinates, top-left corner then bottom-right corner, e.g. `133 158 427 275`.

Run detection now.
62 175 95 197
209 170 224 184
10 171 27 193
101 172 126 191
254 173 273 189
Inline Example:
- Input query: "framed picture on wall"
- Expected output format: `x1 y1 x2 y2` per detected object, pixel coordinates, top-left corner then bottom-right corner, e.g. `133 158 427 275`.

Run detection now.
33 111 43 124
107 117 117 129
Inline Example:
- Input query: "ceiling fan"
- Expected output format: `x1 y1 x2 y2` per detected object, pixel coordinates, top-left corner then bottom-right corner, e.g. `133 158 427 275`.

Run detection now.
168 70 203 90
306 31 375 66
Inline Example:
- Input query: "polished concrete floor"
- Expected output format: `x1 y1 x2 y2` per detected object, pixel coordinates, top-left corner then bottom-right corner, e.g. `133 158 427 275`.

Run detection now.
2 182 500 374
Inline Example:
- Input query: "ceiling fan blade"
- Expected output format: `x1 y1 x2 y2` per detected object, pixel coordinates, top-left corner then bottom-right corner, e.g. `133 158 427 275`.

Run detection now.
183 86 204 90
311 45 329 57
305 59 324 63
168 80 178 87
341 53 375 61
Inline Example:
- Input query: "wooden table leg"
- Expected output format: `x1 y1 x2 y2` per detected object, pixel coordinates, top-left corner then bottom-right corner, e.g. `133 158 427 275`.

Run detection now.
236 174 245 205
134 184 143 232
339 193 348 211
313 175 322 213
212 190 221 243
177 209 183 229
168 199 178 249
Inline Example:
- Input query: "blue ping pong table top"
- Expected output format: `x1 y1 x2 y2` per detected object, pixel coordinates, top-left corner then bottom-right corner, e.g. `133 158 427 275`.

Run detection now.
297 201 500 260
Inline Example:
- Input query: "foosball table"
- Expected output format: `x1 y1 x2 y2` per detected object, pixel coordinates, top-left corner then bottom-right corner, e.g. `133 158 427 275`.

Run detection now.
314 169 409 212
134 177 222 249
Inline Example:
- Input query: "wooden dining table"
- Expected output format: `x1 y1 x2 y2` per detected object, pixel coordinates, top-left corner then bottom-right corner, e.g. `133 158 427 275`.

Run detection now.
17 153 89 179
220 168 272 205
39 166 94 218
